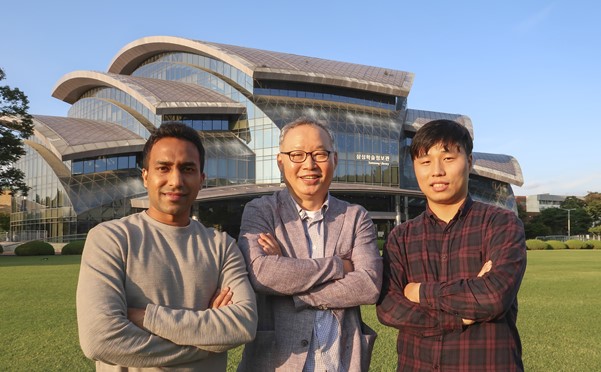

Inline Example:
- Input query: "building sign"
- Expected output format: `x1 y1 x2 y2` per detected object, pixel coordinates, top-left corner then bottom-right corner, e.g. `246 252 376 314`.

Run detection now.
355 153 390 166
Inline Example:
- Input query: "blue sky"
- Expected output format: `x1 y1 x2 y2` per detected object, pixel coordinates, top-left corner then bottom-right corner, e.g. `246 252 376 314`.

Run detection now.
3 0 600 196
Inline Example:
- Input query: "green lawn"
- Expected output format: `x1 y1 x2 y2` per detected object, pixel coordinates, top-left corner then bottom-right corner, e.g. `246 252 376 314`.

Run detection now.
1 250 600 371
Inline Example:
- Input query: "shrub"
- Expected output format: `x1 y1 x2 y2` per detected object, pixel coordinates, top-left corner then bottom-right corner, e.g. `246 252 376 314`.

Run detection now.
565 239 585 249
61 240 85 255
546 240 567 250
0 245 3 254
14 240 55 256
584 240 601 250
526 239 549 250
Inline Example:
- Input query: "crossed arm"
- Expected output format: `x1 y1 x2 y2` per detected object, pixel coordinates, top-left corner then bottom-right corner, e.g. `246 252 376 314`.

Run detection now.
377 213 526 336
76 226 256 368
402 260 492 325
238 202 382 310
127 287 234 328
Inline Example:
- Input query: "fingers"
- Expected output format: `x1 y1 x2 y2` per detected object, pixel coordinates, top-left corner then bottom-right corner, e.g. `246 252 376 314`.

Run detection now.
477 260 493 277
210 287 233 308
259 233 282 256
462 318 475 325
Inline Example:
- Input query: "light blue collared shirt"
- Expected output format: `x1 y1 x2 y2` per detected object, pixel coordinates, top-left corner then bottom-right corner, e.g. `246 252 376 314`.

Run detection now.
292 195 343 372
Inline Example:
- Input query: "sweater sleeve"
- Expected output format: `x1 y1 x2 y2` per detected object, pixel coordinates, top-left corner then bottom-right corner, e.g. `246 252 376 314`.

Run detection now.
143 235 258 353
76 224 209 368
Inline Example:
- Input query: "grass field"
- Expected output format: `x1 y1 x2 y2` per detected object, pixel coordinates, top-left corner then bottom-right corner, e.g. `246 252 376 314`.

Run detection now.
1 250 600 371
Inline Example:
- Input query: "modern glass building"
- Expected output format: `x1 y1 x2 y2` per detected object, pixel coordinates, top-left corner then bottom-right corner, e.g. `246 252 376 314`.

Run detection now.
11 36 523 241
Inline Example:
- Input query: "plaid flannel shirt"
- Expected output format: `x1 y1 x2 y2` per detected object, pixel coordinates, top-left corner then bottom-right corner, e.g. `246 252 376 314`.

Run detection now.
377 196 526 371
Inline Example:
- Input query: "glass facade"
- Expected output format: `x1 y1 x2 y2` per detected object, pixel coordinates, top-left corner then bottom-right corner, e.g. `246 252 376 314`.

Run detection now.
69 91 156 137
12 39 520 242
12 138 146 242
70 154 138 175
11 140 76 242
257 99 402 187
254 80 399 110
133 52 281 184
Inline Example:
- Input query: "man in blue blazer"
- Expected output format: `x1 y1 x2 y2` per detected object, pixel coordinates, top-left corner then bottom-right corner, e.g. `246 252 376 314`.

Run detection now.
237 117 383 371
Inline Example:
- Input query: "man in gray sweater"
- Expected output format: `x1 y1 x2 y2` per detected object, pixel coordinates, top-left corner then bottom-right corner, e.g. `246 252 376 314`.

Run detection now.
76 122 257 371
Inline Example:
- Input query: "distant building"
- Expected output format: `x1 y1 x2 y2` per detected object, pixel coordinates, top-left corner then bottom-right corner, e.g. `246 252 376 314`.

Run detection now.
526 193 567 213
11 36 523 242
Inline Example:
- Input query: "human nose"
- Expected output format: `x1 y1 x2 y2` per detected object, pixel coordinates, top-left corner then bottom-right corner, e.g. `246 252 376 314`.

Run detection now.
300 152 317 167
168 169 184 186
432 160 445 176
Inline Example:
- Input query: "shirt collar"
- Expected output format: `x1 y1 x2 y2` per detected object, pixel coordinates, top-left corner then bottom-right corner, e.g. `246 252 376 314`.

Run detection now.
426 194 473 223
291 193 330 220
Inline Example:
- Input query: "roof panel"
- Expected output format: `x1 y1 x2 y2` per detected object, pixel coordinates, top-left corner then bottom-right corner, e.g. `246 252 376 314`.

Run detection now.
108 36 414 97
33 115 146 160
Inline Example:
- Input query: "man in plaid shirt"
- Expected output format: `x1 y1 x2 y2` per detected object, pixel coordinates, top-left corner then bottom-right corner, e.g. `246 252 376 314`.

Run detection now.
377 119 526 371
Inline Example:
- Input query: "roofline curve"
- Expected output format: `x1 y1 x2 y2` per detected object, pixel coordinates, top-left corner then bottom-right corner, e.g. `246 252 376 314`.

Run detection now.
24 140 71 178
52 71 160 113
107 36 413 97
108 36 256 77
472 155 524 187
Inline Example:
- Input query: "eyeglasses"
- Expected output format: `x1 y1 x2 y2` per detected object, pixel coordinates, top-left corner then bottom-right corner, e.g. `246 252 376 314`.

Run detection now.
280 150 332 163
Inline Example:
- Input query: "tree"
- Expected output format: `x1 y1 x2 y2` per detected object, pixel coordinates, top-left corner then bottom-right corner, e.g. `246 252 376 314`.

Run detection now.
560 196 586 209
569 208 593 235
0 212 9 231
524 221 551 239
0 67 33 195
531 208 566 235
584 192 601 226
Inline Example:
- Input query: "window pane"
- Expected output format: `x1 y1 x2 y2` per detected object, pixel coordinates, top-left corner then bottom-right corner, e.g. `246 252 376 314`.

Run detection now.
95 158 107 172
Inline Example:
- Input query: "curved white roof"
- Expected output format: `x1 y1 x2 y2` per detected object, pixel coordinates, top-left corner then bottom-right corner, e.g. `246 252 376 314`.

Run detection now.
108 36 414 97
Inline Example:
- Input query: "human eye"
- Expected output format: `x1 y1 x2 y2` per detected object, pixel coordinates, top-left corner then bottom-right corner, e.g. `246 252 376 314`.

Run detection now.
157 165 169 172
313 151 329 162
289 151 305 162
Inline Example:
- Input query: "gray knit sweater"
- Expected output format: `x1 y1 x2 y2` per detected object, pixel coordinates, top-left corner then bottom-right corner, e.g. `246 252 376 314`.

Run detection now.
76 212 257 371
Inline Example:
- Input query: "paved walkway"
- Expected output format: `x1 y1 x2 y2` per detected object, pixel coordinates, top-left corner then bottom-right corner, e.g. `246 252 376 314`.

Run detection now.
0 242 18 255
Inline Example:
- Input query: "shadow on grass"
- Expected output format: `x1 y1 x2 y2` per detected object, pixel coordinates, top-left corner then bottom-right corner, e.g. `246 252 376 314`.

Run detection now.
0 255 82 267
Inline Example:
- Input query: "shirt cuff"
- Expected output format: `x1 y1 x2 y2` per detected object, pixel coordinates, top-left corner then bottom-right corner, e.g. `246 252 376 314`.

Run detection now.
419 282 463 333
419 281 440 311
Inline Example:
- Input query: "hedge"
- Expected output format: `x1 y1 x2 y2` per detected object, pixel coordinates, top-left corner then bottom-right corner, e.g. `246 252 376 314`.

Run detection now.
61 240 85 255
565 239 585 249
14 240 55 256
585 240 601 249
546 240 568 250
526 239 549 250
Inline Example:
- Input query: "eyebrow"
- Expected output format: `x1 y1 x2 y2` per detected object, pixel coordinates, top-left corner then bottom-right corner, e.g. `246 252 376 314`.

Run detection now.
154 160 198 167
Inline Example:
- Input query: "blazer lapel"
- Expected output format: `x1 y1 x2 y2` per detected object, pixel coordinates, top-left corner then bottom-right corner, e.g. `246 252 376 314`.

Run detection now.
324 197 346 257
277 189 311 259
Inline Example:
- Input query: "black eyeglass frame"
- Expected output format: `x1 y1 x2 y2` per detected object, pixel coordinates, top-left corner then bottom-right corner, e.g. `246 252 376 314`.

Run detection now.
279 150 332 163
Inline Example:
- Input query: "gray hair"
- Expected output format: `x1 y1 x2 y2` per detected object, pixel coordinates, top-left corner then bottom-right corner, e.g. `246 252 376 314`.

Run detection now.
279 117 336 150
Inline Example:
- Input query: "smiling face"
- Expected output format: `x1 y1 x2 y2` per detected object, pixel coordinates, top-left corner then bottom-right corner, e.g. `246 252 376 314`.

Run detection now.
277 124 338 211
142 137 205 226
413 142 472 221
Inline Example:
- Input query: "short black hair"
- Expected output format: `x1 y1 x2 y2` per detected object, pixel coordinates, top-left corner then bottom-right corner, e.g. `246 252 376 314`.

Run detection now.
410 119 473 160
142 122 205 173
